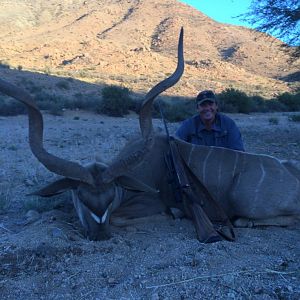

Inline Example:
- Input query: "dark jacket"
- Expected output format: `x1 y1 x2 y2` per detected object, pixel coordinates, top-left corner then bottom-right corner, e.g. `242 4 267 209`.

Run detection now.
176 113 245 151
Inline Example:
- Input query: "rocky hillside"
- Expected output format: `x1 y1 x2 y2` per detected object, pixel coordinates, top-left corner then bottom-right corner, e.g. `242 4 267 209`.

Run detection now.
0 0 299 97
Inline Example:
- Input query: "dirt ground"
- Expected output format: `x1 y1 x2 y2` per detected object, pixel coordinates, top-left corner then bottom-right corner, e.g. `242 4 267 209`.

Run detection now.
0 111 300 299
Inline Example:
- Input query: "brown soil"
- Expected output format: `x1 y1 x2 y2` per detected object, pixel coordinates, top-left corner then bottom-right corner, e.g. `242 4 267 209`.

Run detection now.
0 111 300 299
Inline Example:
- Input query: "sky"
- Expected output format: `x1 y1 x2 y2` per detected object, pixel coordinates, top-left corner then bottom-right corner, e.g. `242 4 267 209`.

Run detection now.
180 0 253 28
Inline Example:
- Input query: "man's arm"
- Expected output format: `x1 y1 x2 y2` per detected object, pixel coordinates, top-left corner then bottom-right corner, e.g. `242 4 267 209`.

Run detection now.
175 119 191 142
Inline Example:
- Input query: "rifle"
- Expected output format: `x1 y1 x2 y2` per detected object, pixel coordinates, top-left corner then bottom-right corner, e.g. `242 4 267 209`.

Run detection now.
159 102 235 243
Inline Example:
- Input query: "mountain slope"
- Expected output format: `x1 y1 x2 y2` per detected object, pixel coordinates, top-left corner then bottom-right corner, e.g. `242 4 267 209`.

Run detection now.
0 0 298 97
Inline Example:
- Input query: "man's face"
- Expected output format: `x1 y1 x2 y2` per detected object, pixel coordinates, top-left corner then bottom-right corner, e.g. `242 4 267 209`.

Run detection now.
197 101 218 122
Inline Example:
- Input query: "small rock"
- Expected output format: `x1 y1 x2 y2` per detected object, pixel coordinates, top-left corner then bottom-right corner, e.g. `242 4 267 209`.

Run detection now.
25 210 40 223
169 207 184 219
49 216 56 222
254 287 264 294
287 286 293 292
108 277 116 284
190 258 199 267
24 179 35 186
151 292 160 300
51 227 65 239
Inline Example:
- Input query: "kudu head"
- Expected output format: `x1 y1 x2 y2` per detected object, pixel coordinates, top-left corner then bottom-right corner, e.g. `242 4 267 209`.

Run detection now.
0 28 184 240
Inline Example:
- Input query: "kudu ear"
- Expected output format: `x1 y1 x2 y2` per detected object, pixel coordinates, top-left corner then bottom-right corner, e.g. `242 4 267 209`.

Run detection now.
28 178 80 197
116 176 158 194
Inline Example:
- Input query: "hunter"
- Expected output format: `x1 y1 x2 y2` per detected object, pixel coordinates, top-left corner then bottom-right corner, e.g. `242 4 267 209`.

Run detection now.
176 90 245 151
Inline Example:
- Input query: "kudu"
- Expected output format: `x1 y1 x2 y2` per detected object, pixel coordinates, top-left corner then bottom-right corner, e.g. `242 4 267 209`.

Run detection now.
1 28 300 241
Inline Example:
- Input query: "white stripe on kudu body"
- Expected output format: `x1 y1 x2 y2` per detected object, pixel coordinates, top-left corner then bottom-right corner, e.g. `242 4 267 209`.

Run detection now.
202 148 213 186
176 139 300 223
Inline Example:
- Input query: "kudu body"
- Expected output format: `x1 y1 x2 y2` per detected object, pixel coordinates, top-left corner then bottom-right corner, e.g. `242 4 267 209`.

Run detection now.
1 28 299 240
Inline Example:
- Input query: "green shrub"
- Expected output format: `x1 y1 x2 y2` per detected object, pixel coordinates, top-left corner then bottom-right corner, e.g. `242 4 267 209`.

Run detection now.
34 92 68 115
0 60 10 69
35 92 59 109
268 117 279 125
99 85 134 117
8 145 18 151
64 92 101 111
56 80 70 90
250 95 267 112
276 92 300 111
218 88 254 114
27 84 43 94
0 97 26 116
288 114 300 122
265 99 287 112
48 104 64 116
153 98 194 122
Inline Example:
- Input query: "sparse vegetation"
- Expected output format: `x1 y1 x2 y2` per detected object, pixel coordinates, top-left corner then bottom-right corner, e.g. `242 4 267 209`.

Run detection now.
78 70 88 78
288 114 300 122
34 91 65 111
64 92 101 111
43 66 51 75
1 78 299 118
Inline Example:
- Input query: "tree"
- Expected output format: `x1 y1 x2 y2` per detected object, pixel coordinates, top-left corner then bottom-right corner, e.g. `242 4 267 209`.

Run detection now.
240 0 300 61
